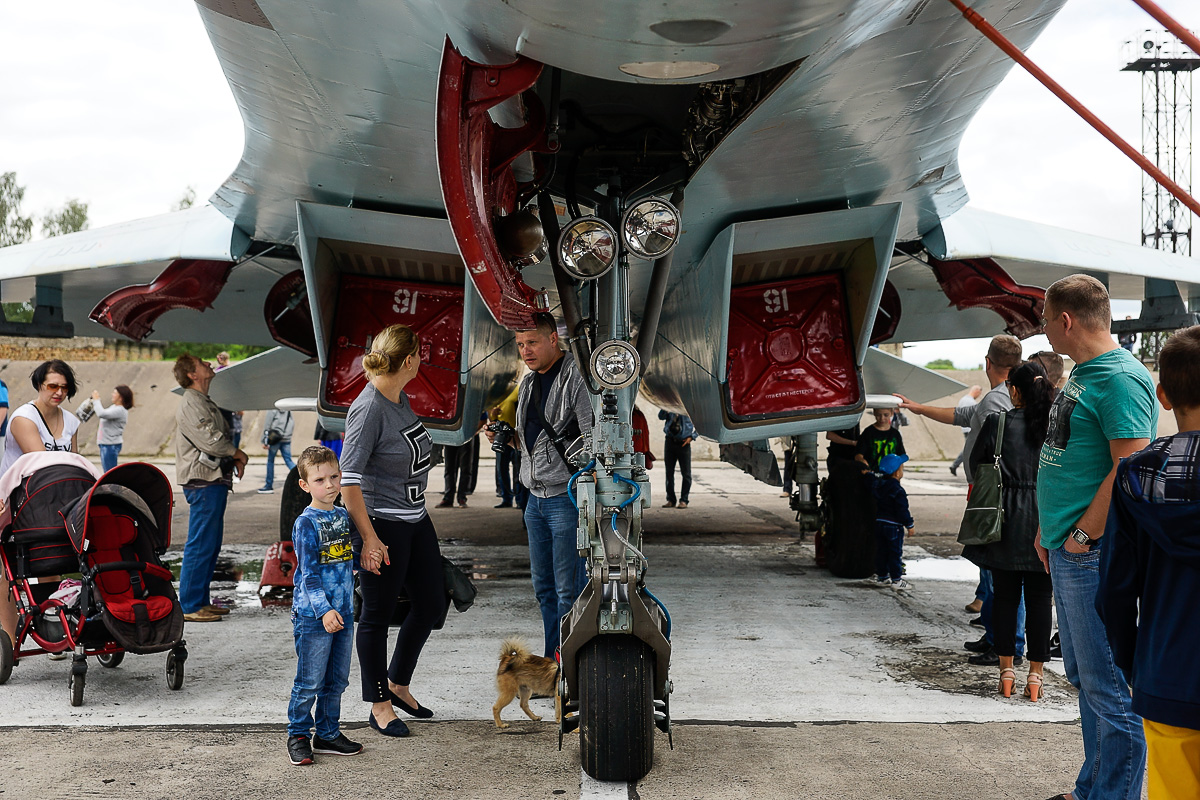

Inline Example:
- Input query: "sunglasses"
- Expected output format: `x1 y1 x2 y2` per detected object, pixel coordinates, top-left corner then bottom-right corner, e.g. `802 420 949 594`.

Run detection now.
42 382 69 392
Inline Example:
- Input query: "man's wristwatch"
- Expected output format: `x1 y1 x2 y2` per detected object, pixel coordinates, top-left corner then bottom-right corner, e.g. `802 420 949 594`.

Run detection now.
1070 527 1099 548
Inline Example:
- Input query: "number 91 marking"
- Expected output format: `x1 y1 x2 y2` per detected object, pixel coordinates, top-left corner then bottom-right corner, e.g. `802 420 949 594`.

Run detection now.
763 288 789 314
393 288 419 315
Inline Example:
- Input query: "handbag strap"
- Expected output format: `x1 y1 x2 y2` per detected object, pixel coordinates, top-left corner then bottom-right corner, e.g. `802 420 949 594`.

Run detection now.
992 411 1007 462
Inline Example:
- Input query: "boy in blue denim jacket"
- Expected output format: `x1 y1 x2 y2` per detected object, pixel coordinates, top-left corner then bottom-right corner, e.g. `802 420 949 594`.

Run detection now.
862 453 915 591
286 446 362 765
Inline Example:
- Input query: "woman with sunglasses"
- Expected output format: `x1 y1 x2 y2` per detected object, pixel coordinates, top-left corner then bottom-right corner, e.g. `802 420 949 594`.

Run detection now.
0 359 84 650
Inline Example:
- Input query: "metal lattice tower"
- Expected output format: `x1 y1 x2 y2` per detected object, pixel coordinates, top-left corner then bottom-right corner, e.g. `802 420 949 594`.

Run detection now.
1117 32 1200 362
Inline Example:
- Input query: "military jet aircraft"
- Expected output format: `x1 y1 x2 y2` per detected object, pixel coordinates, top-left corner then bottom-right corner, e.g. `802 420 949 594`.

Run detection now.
1 0 1197 781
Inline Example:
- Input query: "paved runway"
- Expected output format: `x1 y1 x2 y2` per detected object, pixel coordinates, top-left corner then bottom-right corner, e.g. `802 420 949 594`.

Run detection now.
0 460 1090 799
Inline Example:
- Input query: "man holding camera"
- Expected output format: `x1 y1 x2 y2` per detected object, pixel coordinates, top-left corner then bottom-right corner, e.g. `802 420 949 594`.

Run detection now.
488 313 594 657
173 355 248 623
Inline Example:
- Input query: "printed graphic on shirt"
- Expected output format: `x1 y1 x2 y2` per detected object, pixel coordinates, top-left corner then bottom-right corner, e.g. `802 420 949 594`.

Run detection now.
403 421 432 476
406 483 425 505
317 514 354 565
1043 387 1078 453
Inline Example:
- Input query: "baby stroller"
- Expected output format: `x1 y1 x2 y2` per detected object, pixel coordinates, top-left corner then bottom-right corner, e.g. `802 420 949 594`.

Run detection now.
0 456 186 705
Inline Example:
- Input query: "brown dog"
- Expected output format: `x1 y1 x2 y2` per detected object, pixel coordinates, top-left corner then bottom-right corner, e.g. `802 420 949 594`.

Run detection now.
493 638 560 728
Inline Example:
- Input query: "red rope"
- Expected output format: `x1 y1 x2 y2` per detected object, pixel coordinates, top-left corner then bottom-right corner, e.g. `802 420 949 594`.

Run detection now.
943 0 1200 220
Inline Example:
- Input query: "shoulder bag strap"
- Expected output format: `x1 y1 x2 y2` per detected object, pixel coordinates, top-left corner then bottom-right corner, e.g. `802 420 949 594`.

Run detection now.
993 411 1007 462
530 373 571 467
30 403 65 446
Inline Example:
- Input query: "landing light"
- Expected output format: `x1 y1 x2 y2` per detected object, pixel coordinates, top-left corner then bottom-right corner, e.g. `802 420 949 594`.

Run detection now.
590 340 640 390
558 216 617 280
621 197 681 260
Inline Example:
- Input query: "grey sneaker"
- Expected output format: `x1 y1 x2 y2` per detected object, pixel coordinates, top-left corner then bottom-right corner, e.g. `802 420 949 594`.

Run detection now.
287 735 313 766
312 733 363 756
861 575 886 586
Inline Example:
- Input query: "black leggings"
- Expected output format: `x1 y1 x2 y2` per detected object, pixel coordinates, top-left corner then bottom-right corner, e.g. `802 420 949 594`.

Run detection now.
991 568 1054 663
356 515 444 702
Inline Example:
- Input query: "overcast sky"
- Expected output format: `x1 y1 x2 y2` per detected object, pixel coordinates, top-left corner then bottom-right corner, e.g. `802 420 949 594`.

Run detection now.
0 1 1193 366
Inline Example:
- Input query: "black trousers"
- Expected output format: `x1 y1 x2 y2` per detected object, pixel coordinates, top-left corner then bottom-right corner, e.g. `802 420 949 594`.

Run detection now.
356 515 444 701
663 439 692 503
442 442 474 504
991 568 1054 662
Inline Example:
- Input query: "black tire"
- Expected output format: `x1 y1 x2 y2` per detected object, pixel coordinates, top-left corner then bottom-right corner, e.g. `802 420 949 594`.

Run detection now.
69 671 84 706
166 650 184 690
822 460 876 578
0 631 12 685
578 634 655 782
279 467 307 542
97 651 125 669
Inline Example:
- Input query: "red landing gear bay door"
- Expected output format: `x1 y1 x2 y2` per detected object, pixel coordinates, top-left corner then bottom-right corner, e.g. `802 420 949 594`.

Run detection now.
322 275 464 424
725 273 861 421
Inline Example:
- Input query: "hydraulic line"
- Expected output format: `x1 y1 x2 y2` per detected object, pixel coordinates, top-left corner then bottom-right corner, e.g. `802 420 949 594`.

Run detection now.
942 0 1200 220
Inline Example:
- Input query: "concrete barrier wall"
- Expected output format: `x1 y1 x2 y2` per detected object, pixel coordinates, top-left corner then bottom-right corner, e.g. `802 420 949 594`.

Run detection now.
0 361 1175 462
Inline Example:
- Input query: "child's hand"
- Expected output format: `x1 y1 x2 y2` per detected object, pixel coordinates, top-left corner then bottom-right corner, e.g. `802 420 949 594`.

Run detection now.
906 526 915 537
322 609 344 633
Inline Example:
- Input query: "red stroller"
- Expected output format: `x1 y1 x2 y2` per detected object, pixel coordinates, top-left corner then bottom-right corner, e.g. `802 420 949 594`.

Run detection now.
0 459 186 705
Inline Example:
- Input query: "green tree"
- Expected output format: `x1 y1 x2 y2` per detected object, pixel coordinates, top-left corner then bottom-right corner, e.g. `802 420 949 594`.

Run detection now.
161 342 270 361
0 171 34 247
41 199 89 238
173 186 196 211
924 358 955 370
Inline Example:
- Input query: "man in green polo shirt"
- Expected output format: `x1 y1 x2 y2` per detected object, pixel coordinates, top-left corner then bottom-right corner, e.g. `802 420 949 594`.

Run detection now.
1036 274 1157 800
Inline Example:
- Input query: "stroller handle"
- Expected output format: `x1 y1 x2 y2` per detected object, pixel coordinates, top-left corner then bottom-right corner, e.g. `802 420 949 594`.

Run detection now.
85 561 174 583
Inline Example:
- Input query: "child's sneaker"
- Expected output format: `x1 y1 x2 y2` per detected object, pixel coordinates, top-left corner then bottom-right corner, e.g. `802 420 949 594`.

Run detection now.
861 575 888 586
890 579 912 592
312 732 364 756
287 735 313 766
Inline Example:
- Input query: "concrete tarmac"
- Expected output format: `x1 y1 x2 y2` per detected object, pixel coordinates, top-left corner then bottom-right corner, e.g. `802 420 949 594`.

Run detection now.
0 460 1094 799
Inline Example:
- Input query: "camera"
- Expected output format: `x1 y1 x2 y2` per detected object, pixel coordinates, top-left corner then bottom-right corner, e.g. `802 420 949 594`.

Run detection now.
488 421 515 453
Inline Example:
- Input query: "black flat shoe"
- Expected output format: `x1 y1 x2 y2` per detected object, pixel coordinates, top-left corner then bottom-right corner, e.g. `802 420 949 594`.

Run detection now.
389 691 434 719
368 713 410 737
964 635 991 653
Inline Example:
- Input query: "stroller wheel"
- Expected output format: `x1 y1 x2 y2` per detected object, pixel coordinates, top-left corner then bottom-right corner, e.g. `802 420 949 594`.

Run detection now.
69 670 85 706
97 651 125 669
166 650 185 690
0 631 12 685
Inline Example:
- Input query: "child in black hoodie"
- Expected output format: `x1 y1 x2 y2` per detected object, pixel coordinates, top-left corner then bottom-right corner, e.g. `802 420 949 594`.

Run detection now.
1098 325 1200 800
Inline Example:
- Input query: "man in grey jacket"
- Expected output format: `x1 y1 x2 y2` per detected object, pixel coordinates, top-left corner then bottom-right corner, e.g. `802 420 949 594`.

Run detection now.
489 313 594 657
174 355 248 623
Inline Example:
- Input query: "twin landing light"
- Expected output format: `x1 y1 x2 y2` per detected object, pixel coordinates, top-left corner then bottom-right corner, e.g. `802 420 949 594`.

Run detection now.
590 339 640 390
556 196 682 281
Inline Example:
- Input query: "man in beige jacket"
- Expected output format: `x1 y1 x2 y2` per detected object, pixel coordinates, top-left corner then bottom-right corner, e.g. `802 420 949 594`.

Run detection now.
174 355 247 623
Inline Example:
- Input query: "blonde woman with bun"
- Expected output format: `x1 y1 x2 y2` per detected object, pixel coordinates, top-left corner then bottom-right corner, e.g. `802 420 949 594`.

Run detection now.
339 324 442 738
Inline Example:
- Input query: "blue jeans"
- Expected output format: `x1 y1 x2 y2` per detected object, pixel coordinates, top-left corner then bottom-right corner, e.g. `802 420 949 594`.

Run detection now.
288 613 353 738
264 441 295 490
99 444 121 473
874 522 905 582
179 484 228 613
496 446 515 503
980 568 1026 656
525 493 586 657
1050 544 1146 800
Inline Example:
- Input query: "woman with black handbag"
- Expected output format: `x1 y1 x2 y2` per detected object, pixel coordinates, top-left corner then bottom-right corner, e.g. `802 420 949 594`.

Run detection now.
965 360 1056 701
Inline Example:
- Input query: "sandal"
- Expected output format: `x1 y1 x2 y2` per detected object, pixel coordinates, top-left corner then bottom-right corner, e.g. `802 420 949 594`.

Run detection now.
998 667 1015 698
1025 671 1043 702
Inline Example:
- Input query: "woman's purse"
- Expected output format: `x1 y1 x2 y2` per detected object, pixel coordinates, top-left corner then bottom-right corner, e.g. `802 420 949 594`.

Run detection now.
956 411 1006 547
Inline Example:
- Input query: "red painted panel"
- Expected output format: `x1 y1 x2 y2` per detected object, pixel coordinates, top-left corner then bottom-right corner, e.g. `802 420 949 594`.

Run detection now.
264 270 317 357
436 39 555 330
928 257 1045 339
89 259 233 341
323 275 463 421
726 273 859 419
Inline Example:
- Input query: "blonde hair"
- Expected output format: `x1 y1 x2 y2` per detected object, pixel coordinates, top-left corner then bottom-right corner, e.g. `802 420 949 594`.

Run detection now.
361 324 419 378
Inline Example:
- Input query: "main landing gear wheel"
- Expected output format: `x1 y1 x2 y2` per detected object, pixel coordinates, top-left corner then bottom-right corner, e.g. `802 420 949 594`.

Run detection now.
0 631 12 685
69 660 86 707
579 634 655 782
97 651 125 669
165 647 186 690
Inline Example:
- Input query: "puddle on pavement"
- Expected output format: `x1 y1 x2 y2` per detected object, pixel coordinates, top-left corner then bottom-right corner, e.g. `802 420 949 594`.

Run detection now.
873 632 1074 705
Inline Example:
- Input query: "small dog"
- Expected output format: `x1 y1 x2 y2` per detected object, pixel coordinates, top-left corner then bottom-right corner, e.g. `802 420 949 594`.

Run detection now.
493 638 560 729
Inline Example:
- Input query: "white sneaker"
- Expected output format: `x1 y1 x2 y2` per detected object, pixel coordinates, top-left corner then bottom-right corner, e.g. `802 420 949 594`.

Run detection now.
890 579 911 591
861 575 888 586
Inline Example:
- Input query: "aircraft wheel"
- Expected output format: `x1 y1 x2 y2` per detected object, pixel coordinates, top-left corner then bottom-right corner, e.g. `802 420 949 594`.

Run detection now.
578 634 654 782
0 631 12 685
97 651 125 669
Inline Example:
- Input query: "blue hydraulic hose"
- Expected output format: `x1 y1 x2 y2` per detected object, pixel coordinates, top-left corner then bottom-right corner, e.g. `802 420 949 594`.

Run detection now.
612 472 642 509
566 459 597 508
643 587 672 640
